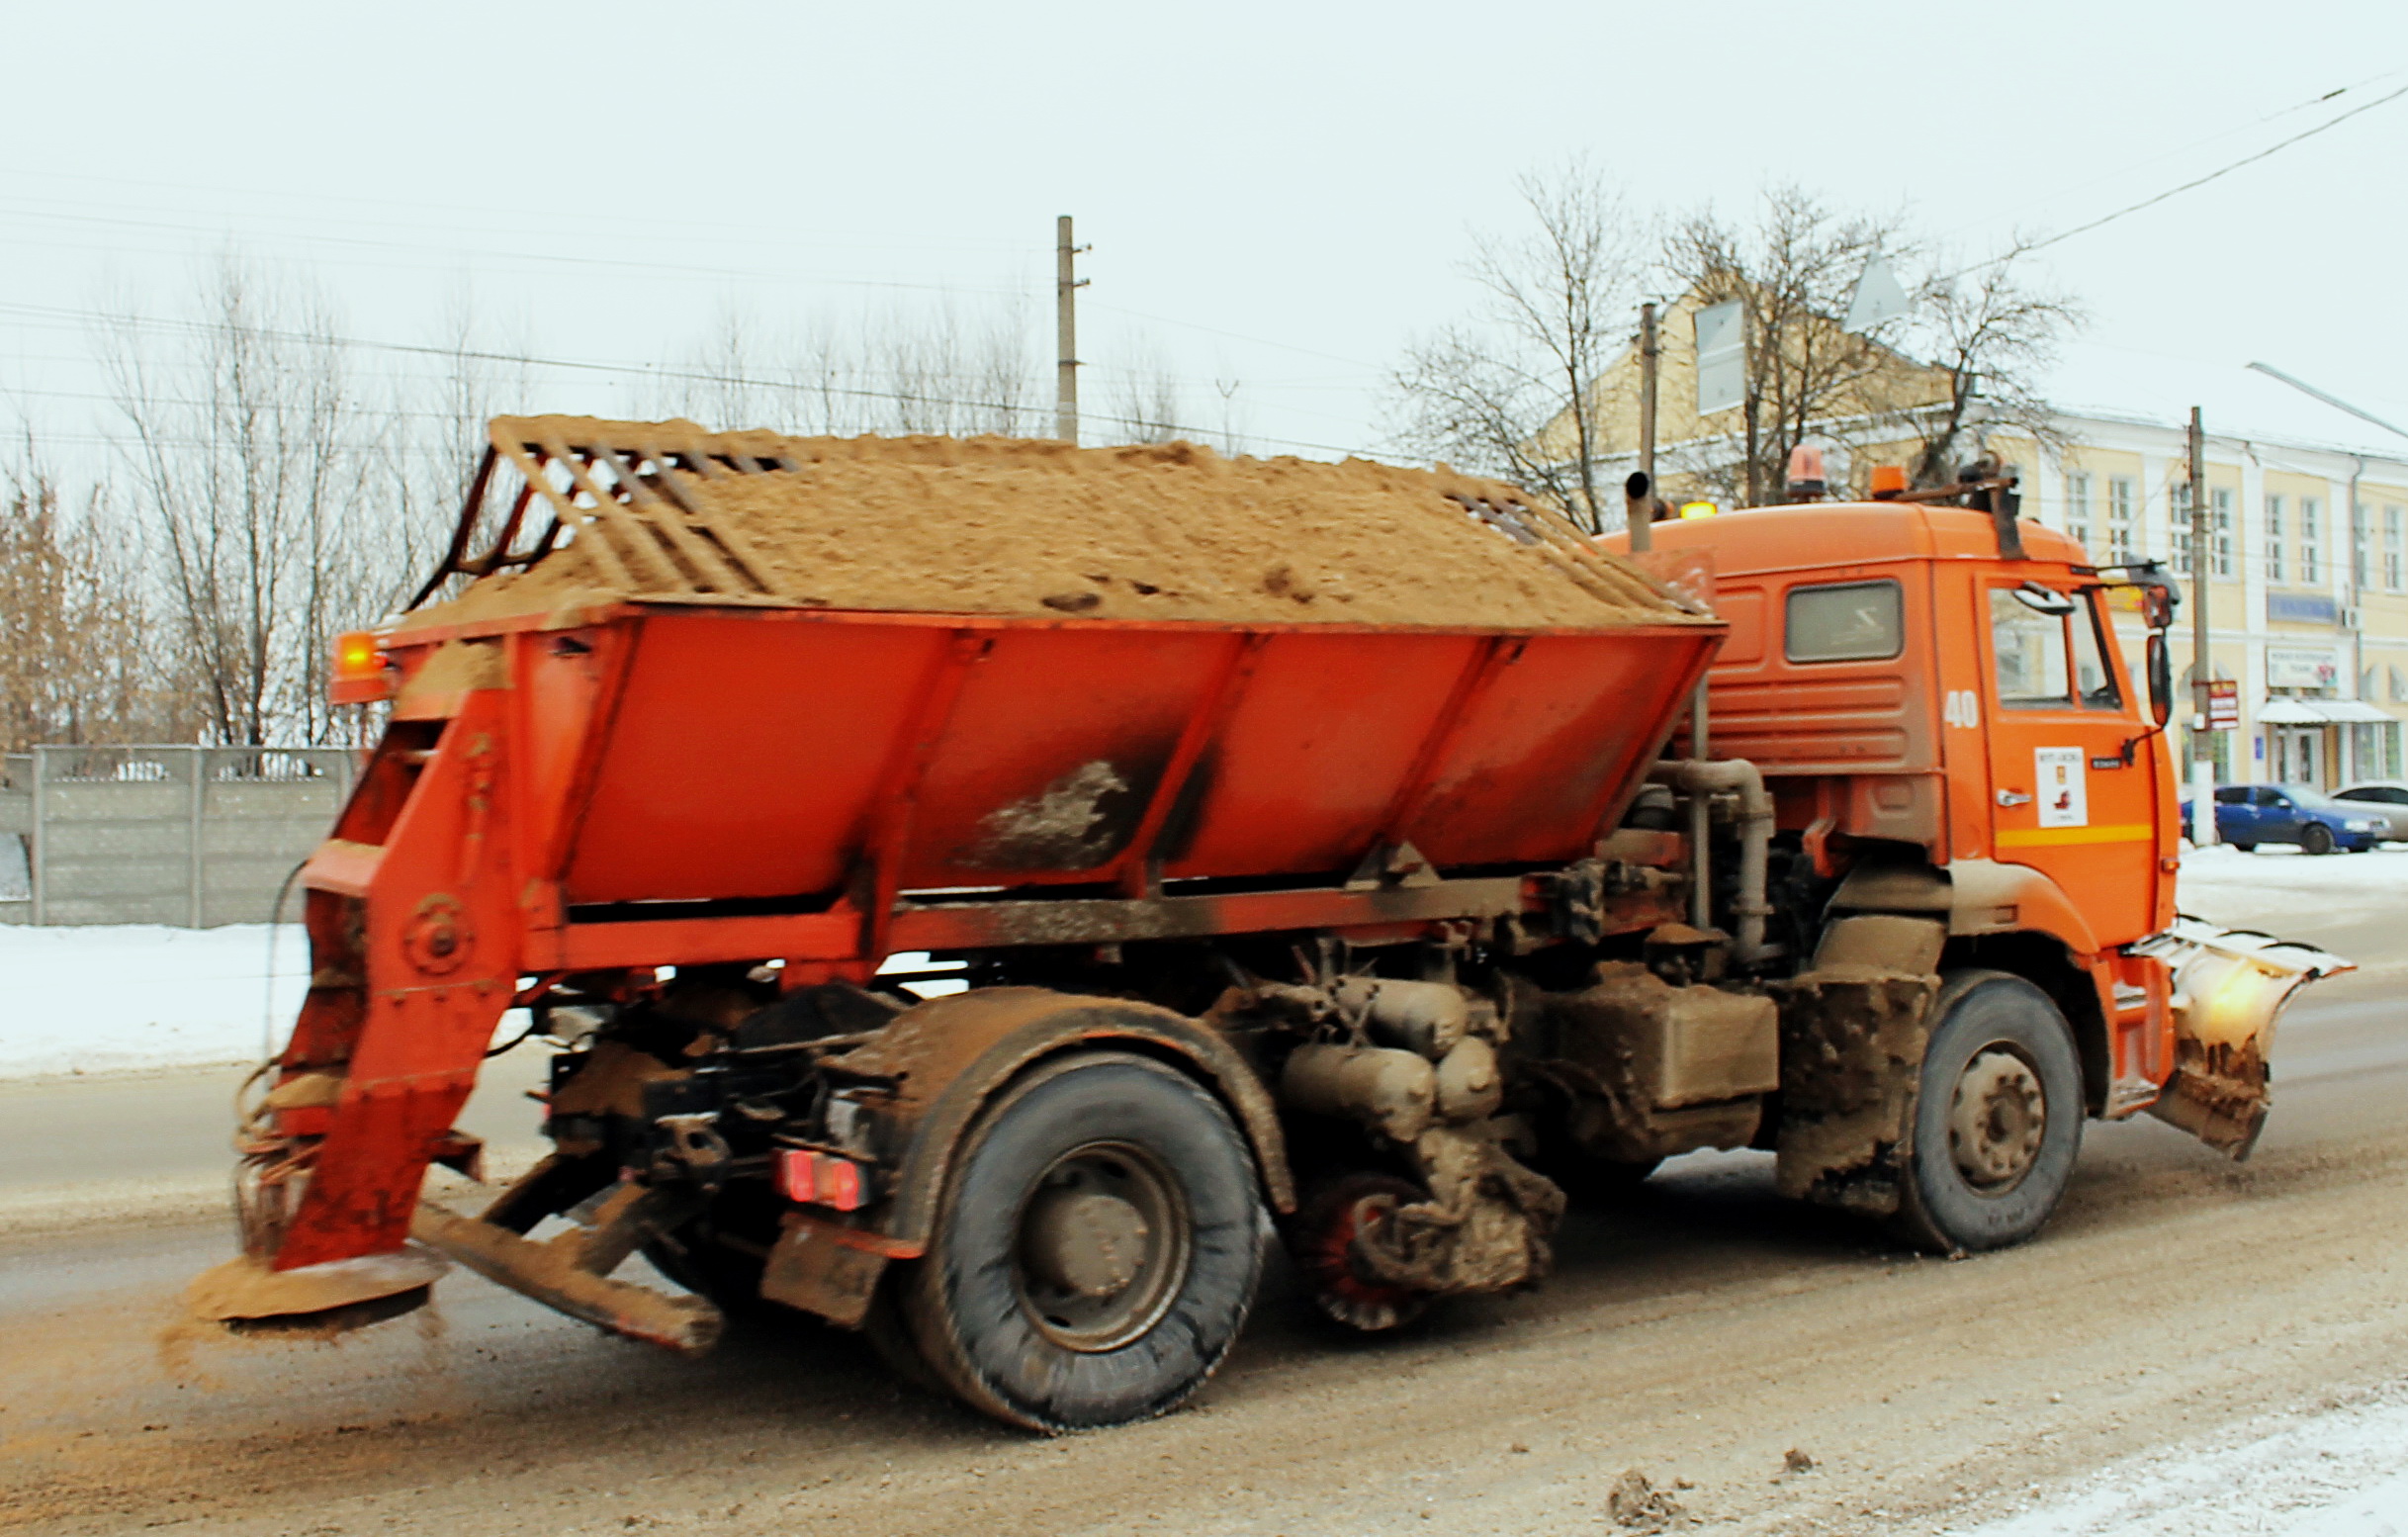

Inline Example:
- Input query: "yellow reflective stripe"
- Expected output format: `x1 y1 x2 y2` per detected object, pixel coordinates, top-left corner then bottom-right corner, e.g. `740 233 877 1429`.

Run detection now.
1993 824 2156 848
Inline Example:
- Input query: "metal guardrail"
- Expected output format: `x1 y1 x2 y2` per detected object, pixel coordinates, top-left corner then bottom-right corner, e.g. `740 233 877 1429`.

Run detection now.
9 745 357 928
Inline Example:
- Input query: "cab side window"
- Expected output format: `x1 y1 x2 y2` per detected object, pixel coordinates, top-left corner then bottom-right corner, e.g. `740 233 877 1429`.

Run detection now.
2072 597 2123 710
1989 588 2072 708
1786 580 1903 663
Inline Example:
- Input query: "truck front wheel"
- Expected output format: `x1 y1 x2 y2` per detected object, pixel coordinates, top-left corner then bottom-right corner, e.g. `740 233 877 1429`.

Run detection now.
901 1052 1264 1432
1893 971 2084 1255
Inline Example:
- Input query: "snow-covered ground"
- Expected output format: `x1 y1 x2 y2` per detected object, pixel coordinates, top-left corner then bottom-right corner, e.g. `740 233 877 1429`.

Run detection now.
1947 1385 2408 1537
0 923 307 1077
2178 842 2408 915
0 926 962 1080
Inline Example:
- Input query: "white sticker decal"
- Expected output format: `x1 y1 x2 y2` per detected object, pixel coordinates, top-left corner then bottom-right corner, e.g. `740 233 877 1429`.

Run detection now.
1944 689 1982 729
2035 747 2088 828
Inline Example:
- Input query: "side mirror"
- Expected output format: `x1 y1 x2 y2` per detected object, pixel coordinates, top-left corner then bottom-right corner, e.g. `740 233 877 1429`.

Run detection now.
2147 632 2173 728
2141 586 2177 629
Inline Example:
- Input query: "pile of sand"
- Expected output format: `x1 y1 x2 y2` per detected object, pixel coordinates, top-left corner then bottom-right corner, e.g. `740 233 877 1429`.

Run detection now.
401 421 1702 631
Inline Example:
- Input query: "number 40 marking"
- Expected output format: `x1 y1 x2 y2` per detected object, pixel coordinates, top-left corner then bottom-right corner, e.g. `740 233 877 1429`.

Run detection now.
1943 688 1982 728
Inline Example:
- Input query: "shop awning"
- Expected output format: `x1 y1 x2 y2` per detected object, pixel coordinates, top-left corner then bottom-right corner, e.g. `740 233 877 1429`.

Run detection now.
2257 697 2396 725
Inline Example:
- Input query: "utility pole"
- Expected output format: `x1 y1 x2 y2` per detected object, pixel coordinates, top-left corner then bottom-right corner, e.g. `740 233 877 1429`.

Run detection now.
1055 216 1088 444
2188 406 2216 846
1628 302 1659 553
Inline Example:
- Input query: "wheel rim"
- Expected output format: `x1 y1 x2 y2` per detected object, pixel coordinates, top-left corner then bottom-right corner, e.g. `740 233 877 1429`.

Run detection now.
1947 1045 2047 1193
1011 1139 1190 1353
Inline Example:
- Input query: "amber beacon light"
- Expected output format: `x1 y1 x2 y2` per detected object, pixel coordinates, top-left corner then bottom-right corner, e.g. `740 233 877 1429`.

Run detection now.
328 630 393 704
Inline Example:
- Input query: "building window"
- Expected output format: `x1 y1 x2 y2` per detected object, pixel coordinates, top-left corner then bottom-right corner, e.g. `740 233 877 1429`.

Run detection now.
2353 501 2371 589
2170 480 2192 575
2065 472 2093 551
2386 504 2404 592
2267 495 2286 583
2108 477 2136 562
2213 487 2234 578
2303 497 2323 585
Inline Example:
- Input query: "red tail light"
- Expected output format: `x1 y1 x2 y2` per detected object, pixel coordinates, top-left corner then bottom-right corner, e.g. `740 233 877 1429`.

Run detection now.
777 1147 871 1212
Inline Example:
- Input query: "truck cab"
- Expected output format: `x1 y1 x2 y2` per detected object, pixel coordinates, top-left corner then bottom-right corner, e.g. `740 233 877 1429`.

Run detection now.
1614 496 2314 1155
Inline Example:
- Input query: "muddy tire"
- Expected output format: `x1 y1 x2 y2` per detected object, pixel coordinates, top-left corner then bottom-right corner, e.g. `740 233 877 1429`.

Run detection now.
901 1052 1264 1432
2299 822 2336 856
1893 971 2084 1255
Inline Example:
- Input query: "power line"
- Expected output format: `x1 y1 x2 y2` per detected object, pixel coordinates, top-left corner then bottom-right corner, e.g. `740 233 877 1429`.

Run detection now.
1943 65 2408 240
2013 81 2408 262
1084 299 1387 373
0 206 1034 296
0 300 1382 459
0 165 1035 254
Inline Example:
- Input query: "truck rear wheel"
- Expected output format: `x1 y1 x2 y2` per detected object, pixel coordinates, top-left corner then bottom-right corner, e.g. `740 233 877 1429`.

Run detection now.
1893 971 2083 1255
901 1052 1264 1431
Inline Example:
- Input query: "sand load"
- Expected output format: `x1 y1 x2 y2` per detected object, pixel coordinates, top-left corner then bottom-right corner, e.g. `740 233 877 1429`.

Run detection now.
401 417 1708 631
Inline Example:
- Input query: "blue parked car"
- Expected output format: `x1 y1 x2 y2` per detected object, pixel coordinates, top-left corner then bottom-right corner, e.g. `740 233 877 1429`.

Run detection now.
2181 782 2385 855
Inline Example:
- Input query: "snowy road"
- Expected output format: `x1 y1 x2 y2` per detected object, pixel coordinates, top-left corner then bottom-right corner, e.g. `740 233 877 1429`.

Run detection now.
0 850 2399 1536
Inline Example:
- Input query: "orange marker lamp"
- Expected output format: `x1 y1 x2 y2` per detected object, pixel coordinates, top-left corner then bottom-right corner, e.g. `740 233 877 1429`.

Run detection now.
329 630 394 704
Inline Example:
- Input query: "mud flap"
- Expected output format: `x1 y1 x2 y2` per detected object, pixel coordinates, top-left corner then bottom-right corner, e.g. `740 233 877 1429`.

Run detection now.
1769 915 1946 1217
1770 967 1938 1215
2128 919 2352 1160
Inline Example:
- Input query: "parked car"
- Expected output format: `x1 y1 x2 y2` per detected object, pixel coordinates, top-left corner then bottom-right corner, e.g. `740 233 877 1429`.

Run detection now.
2182 782 2386 854
2330 780 2408 841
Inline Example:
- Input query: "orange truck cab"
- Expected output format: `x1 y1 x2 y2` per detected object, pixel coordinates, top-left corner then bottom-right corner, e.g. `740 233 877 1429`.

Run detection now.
1617 496 2329 1155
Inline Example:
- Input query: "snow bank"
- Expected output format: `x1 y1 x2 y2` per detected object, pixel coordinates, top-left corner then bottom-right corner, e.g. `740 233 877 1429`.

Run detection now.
1946 1385 2408 1536
0 923 306 1077
2179 844 2408 914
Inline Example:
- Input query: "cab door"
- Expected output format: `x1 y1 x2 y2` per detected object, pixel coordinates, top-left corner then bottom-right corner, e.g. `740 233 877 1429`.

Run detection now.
1979 580 2160 948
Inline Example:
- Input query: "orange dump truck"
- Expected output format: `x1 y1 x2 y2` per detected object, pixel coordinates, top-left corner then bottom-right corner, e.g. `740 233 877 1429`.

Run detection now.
202 419 2343 1431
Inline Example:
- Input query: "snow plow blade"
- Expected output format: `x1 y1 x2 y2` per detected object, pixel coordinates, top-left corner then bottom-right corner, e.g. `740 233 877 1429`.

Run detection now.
2130 918 2353 1159
410 1201 724 1357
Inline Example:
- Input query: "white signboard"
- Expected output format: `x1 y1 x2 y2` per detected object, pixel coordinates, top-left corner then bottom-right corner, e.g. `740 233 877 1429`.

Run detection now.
2266 646 2339 690
1694 299 1745 415
2035 747 2088 829
1844 254 1912 333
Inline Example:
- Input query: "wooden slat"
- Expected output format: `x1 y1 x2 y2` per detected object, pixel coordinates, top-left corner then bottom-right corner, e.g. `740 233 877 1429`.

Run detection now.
586 444 757 595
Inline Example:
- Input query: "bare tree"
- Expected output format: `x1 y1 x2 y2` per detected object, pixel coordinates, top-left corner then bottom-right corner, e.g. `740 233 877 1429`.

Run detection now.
1662 186 1917 505
1101 342 1186 445
1892 249 2083 489
367 296 536 630
1388 165 1642 530
102 260 377 746
968 304 1038 437
0 448 188 753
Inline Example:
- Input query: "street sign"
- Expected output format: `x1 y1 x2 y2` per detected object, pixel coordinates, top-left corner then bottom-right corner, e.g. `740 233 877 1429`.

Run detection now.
2205 678 2240 731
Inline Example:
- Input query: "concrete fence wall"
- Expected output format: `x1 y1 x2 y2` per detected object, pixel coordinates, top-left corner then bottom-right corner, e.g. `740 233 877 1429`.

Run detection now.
0 746 357 928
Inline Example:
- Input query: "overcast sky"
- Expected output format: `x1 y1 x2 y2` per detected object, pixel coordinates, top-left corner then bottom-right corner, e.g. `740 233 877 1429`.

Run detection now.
5 0 2406 467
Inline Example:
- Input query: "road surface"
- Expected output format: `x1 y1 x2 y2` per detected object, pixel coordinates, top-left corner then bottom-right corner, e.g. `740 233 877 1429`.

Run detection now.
0 869 2400 1536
